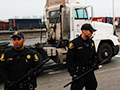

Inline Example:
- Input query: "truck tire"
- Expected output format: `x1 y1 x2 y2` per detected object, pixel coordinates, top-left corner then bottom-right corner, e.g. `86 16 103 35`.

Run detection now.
36 48 48 60
97 43 112 63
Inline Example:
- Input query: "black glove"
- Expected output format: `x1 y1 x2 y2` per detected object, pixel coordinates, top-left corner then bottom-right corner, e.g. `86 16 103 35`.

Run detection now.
93 64 99 70
27 68 37 77
72 75 78 81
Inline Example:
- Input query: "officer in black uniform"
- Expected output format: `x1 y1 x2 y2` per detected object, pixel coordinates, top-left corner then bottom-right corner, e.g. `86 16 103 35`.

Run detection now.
66 23 98 90
0 31 40 90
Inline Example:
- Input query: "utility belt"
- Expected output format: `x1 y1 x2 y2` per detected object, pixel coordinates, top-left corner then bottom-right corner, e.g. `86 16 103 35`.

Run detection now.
76 66 92 73
18 82 34 89
17 79 36 90
5 81 35 90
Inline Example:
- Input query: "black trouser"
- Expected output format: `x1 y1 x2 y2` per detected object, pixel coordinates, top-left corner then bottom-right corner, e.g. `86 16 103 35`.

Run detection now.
71 71 97 90
4 87 35 90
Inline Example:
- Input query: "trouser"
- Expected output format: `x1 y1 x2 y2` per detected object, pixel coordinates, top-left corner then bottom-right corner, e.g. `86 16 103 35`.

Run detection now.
4 87 35 90
71 71 97 90
10 87 35 90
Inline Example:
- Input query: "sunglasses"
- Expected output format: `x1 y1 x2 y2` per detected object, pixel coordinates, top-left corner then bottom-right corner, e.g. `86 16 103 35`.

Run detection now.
13 37 21 41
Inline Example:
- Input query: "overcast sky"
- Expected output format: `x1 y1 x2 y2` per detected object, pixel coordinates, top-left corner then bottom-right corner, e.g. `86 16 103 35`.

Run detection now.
0 0 120 21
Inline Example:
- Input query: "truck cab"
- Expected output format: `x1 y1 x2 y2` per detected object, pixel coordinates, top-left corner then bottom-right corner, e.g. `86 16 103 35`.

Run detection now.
43 0 119 63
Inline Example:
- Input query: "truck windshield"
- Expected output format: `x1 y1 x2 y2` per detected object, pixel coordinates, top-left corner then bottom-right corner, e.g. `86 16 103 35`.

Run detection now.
74 8 88 19
49 10 60 23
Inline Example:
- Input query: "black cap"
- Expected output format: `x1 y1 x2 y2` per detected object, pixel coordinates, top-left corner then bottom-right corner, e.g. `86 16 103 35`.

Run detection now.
11 31 24 39
81 23 96 32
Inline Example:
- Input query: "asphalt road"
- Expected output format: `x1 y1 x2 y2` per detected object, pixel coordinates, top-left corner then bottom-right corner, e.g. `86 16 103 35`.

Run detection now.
1 56 120 90
0 32 120 90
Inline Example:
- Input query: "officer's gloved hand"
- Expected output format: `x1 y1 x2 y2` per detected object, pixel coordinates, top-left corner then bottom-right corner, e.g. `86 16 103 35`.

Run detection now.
93 63 99 70
27 68 35 77
72 75 78 81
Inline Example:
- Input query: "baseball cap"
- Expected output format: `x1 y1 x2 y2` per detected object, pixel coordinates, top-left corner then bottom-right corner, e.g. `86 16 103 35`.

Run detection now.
81 23 96 32
11 31 24 39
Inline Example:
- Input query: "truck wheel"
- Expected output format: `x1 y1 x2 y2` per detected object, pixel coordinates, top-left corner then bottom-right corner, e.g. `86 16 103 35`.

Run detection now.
97 43 112 63
36 48 48 60
35 44 48 60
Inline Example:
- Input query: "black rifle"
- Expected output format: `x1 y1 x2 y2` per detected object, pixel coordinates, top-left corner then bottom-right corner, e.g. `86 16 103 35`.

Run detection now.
6 58 50 90
63 59 107 88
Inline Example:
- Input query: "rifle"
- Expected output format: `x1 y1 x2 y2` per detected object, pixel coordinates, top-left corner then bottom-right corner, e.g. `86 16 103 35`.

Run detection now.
63 59 107 88
6 58 50 90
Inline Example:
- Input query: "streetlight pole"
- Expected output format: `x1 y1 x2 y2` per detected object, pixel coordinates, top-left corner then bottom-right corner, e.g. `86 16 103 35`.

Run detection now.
112 0 115 29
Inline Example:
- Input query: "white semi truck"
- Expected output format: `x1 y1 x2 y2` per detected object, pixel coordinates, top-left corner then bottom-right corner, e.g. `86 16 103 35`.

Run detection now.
0 0 119 82
42 0 119 63
0 0 119 65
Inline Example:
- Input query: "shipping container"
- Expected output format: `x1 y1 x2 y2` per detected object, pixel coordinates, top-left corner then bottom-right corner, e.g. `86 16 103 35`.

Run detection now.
0 22 9 30
9 19 42 30
92 17 105 23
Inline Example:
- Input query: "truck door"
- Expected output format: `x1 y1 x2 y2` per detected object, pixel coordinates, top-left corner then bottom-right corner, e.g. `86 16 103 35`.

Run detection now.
73 8 90 38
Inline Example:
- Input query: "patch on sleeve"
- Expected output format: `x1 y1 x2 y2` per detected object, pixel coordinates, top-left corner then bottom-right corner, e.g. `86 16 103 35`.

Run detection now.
69 42 74 49
34 54 39 62
91 43 94 46
0 54 5 61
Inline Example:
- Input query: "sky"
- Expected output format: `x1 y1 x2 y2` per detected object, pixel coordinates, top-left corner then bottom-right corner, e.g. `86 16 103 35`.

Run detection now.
0 0 120 21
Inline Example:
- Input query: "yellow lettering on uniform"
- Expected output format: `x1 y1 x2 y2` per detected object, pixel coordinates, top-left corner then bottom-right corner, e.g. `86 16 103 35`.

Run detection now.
7 58 13 61
34 54 39 62
69 42 74 49
77 47 83 49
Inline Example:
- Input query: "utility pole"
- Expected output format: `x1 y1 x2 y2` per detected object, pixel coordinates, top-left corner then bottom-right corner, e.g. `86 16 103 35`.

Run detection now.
112 0 115 29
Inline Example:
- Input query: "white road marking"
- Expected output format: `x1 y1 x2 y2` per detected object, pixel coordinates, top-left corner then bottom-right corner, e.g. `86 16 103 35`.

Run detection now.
115 55 120 57
48 69 67 74
96 66 120 74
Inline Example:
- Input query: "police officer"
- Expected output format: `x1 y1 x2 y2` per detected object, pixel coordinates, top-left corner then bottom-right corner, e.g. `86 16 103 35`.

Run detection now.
66 23 98 90
0 31 40 90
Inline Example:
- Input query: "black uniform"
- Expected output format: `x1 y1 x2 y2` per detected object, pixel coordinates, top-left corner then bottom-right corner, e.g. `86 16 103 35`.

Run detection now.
66 35 98 90
0 47 40 90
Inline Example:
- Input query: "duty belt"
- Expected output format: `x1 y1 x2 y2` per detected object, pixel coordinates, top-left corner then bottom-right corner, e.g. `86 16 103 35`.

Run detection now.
76 66 92 73
19 82 33 89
